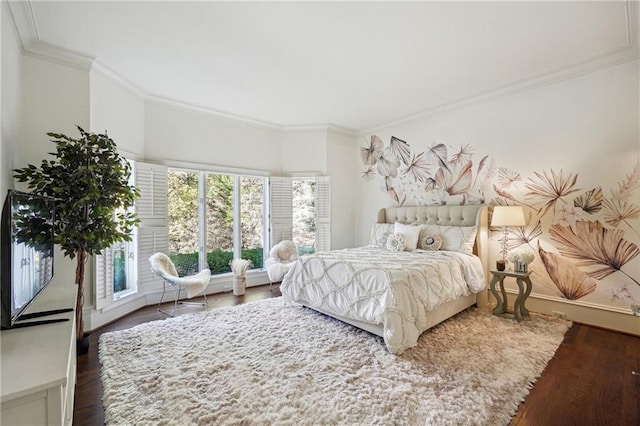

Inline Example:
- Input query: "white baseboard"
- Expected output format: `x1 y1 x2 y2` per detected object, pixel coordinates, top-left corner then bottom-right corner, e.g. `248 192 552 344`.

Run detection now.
488 291 639 336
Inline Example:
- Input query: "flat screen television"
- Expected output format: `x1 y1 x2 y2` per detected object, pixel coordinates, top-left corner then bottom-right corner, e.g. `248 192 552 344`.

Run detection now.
1 190 61 329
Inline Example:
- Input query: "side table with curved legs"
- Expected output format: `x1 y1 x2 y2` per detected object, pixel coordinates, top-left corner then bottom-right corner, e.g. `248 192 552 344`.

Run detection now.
489 269 533 321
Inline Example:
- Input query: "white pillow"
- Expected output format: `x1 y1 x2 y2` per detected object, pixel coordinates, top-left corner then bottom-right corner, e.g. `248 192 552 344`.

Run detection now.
393 222 421 251
420 224 477 255
369 223 394 247
386 233 406 252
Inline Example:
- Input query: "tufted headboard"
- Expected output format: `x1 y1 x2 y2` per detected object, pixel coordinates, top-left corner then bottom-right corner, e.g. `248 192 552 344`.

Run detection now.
377 204 483 227
377 204 489 297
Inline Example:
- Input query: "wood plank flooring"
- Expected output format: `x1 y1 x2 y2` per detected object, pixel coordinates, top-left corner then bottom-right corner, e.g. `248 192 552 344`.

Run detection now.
73 285 639 425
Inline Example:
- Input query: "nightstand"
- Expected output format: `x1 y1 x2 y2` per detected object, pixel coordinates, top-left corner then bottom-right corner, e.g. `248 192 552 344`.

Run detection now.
489 269 532 321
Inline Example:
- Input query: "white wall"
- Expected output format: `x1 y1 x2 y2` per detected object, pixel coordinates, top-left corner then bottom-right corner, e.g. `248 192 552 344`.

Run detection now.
354 60 639 335
90 69 145 156
1 1 22 198
280 130 327 174
327 130 356 249
20 54 91 296
145 100 282 172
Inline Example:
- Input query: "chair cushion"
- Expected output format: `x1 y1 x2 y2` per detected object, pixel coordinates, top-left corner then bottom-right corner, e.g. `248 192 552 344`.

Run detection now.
270 240 299 262
265 258 296 282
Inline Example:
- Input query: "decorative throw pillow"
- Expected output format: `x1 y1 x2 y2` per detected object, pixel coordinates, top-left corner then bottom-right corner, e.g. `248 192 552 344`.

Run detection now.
393 222 421 251
419 232 443 251
419 224 477 255
368 223 394 247
386 233 406 252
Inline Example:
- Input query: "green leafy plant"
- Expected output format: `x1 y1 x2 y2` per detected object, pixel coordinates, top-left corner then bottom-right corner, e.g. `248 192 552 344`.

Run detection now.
13 126 140 342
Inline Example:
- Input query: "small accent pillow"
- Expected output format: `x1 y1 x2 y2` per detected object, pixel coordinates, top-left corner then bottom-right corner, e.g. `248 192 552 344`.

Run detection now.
420 224 477 255
386 233 406 252
419 232 443 251
368 223 394 247
394 222 421 251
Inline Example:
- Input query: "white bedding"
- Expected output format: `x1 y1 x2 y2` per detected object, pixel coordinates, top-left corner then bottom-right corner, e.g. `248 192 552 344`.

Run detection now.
280 246 486 354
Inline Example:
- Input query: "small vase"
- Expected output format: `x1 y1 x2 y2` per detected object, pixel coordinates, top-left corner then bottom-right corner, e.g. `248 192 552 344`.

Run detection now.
496 260 506 271
233 276 246 296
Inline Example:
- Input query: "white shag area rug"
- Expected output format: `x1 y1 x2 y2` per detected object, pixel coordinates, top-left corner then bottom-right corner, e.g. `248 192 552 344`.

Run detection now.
99 297 570 425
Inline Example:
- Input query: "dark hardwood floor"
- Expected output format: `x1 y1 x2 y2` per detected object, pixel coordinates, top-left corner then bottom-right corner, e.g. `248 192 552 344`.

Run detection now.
73 285 639 425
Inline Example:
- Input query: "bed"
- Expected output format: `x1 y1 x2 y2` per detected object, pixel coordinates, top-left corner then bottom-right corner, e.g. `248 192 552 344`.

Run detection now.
280 204 489 354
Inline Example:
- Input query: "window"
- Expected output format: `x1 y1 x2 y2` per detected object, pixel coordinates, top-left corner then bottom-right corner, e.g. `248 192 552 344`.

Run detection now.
270 176 330 254
292 178 316 254
239 176 265 269
112 239 136 299
167 169 266 276
167 170 200 275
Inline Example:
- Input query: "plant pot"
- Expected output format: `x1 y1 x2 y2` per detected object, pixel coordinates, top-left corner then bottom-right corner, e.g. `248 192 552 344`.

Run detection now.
76 334 90 355
233 277 246 296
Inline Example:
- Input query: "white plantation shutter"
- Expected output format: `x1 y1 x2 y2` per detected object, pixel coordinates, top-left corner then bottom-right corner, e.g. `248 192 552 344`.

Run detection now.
137 227 169 291
95 248 114 310
94 161 169 310
135 162 169 291
269 177 292 248
315 176 331 252
135 162 168 220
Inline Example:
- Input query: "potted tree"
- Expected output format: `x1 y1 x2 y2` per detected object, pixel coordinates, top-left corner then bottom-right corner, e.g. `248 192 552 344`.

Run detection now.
14 126 139 352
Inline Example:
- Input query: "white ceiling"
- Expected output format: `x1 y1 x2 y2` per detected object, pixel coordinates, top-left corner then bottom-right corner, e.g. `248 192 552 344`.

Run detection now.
9 1 638 132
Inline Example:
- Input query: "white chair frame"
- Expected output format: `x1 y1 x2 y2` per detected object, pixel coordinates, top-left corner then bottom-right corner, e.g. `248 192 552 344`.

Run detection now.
150 253 210 317
157 277 208 317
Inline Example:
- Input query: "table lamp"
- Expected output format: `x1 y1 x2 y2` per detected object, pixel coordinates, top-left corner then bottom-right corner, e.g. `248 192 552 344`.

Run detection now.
491 206 526 270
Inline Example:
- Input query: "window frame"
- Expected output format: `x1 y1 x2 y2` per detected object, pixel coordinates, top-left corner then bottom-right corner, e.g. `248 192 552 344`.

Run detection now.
167 167 268 276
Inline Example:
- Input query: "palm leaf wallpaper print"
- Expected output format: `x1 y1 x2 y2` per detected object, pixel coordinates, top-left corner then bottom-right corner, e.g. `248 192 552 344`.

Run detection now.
550 221 639 283
362 134 639 310
573 187 603 214
538 245 598 300
361 135 384 166
360 135 494 206
491 159 640 308
525 169 581 218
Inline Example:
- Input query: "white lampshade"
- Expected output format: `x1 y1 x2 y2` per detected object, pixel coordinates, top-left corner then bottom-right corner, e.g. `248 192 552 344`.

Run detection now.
491 206 526 227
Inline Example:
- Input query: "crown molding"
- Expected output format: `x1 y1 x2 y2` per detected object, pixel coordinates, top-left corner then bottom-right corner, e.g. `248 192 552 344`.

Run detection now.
360 1 640 135
281 124 356 137
90 61 147 100
23 40 95 71
8 0 95 70
144 96 359 136
6 0 37 51
144 95 283 132
360 45 639 136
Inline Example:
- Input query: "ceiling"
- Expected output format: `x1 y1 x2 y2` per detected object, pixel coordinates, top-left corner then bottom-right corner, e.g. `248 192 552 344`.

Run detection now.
8 1 638 132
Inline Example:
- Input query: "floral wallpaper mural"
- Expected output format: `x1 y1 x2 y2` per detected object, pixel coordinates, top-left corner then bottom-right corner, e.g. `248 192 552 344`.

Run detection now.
360 135 495 206
493 162 640 309
361 135 640 311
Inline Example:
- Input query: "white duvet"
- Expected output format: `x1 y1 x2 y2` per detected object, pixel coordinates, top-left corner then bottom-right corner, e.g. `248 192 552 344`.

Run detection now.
280 246 485 354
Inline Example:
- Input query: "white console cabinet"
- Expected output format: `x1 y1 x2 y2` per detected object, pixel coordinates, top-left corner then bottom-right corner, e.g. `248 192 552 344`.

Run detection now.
1 281 77 426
